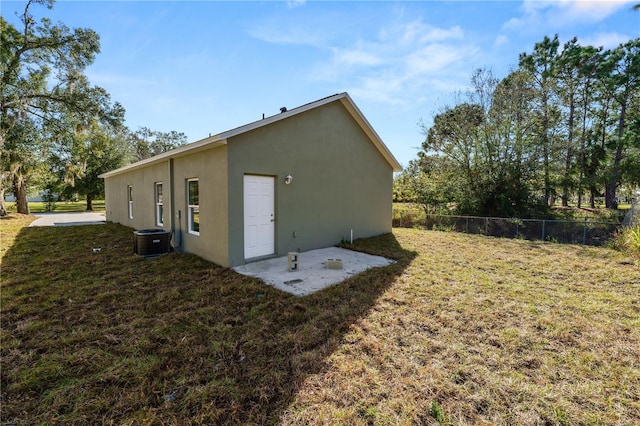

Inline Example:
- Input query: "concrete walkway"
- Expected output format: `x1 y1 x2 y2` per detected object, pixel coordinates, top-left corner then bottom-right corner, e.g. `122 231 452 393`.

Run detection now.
233 247 394 296
29 212 106 227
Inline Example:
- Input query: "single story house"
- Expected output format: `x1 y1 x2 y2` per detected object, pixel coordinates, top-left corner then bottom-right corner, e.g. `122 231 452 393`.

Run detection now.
100 93 402 267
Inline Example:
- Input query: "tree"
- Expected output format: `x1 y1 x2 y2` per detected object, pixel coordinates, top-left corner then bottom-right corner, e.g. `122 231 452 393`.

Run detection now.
598 39 640 209
420 69 542 217
409 35 638 217
50 120 131 210
393 157 459 214
129 127 187 162
556 38 583 207
571 44 604 208
51 124 185 210
0 0 123 215
71 128 131 210
519 35 562 207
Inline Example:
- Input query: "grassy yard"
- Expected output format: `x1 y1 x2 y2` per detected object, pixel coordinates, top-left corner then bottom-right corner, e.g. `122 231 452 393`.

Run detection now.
1 215 639 425
3 200 105 213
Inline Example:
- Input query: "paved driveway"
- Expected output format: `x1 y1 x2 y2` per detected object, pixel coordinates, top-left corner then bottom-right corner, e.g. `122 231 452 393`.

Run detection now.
29 212 106 227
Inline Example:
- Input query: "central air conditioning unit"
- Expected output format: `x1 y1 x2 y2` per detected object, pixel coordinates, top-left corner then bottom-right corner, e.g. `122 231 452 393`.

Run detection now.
133 229 171 256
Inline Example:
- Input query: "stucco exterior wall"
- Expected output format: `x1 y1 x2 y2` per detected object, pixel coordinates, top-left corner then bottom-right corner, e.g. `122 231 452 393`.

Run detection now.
226 101 393 267
171 145 229 266
104 162 169 230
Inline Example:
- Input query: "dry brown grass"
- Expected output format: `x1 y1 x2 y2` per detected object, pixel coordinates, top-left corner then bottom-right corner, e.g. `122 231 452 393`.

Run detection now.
284 229 640 425
2 216 639 425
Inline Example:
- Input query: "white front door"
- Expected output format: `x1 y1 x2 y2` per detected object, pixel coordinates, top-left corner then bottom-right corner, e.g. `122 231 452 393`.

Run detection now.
244 175 275 259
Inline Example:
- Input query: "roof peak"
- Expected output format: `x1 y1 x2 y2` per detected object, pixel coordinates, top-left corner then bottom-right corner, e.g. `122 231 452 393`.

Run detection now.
100 92 400 179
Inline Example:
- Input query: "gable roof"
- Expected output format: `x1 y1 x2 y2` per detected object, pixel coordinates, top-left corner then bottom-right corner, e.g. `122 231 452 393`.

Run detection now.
100 92 401 178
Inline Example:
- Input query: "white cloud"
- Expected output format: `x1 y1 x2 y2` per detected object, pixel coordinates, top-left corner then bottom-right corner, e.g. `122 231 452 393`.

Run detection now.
287 0 306 8
580 32 633 49
320 21 475 106
405 44 468 75
248 22 329 47
502 17 524 31
512 0 635 28
392 21 464 45
546 0 631 21
249 12 477 107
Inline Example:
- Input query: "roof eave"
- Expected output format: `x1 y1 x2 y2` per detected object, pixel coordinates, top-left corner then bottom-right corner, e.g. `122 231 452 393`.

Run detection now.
339 94 403 172
99 92 402 178
98 137 227 179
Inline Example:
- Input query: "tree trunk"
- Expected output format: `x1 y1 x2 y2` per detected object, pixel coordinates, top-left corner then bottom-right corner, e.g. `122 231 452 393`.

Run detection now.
0 184 7 217
86 193 93 211
577 151 584 208
605 144 623 209
562 100 575 207
605 102 626 210
13 174 30 215
543 142 551 206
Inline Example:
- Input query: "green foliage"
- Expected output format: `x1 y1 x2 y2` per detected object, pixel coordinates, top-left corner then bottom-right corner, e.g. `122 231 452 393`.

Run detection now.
429 400 446 423
609 226 640 260
393 157 457 214
416 35 640 218
420 69 545 217
0 1 124 214
129 127 188 162
0 2 187 214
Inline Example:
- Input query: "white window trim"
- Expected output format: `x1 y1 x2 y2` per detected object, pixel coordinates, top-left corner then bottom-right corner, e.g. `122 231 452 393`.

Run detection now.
155 182 163 227
187 178 199 236
127 185 133 219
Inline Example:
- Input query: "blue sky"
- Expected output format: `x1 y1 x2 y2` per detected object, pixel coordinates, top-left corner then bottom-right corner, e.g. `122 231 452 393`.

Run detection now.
3 0 639 167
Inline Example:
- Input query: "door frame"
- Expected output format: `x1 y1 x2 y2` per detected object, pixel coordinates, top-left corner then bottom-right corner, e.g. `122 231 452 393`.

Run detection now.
243 174 275 260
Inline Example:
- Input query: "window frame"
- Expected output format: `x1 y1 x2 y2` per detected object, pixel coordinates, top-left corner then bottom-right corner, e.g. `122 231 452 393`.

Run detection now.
187 178 199 236
155 182 164 227
127 185 133 219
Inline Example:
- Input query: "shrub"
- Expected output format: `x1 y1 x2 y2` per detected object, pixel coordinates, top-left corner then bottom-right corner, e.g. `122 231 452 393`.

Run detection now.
609 226 640 260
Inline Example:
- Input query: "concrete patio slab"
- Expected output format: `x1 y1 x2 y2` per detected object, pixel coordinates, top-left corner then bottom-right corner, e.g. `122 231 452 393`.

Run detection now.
29 212 106 227
233 247 394 296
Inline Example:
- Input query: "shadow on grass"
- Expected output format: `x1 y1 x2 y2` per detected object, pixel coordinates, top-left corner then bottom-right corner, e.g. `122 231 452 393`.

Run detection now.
1 223 415 424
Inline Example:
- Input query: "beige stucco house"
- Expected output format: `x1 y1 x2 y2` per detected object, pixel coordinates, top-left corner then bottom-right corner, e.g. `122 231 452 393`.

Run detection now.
100 93 402 267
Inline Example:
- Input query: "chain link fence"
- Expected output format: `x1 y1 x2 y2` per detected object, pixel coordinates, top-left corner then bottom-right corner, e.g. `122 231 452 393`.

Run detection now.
393 212 620 246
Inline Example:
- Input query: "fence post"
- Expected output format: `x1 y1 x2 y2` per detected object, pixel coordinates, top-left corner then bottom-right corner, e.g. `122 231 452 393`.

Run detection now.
485 217 488 235
399 211 402 228
583 217 587 245
466 217 469 233
542 220 546 241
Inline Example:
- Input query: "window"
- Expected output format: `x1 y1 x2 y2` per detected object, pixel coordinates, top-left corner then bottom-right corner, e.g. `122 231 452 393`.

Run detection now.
155 182 163 226
187 178 199 235
127 185 133 219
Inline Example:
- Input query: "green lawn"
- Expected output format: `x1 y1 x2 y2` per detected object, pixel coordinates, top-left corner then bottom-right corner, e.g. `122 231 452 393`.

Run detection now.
3 199 105 213
1 214 639 424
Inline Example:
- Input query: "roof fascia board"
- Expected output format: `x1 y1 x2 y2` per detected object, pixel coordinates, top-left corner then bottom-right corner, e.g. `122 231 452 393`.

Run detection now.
99 91 402 178
217 93 347 140
339 94 403 171
98 138 227 178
